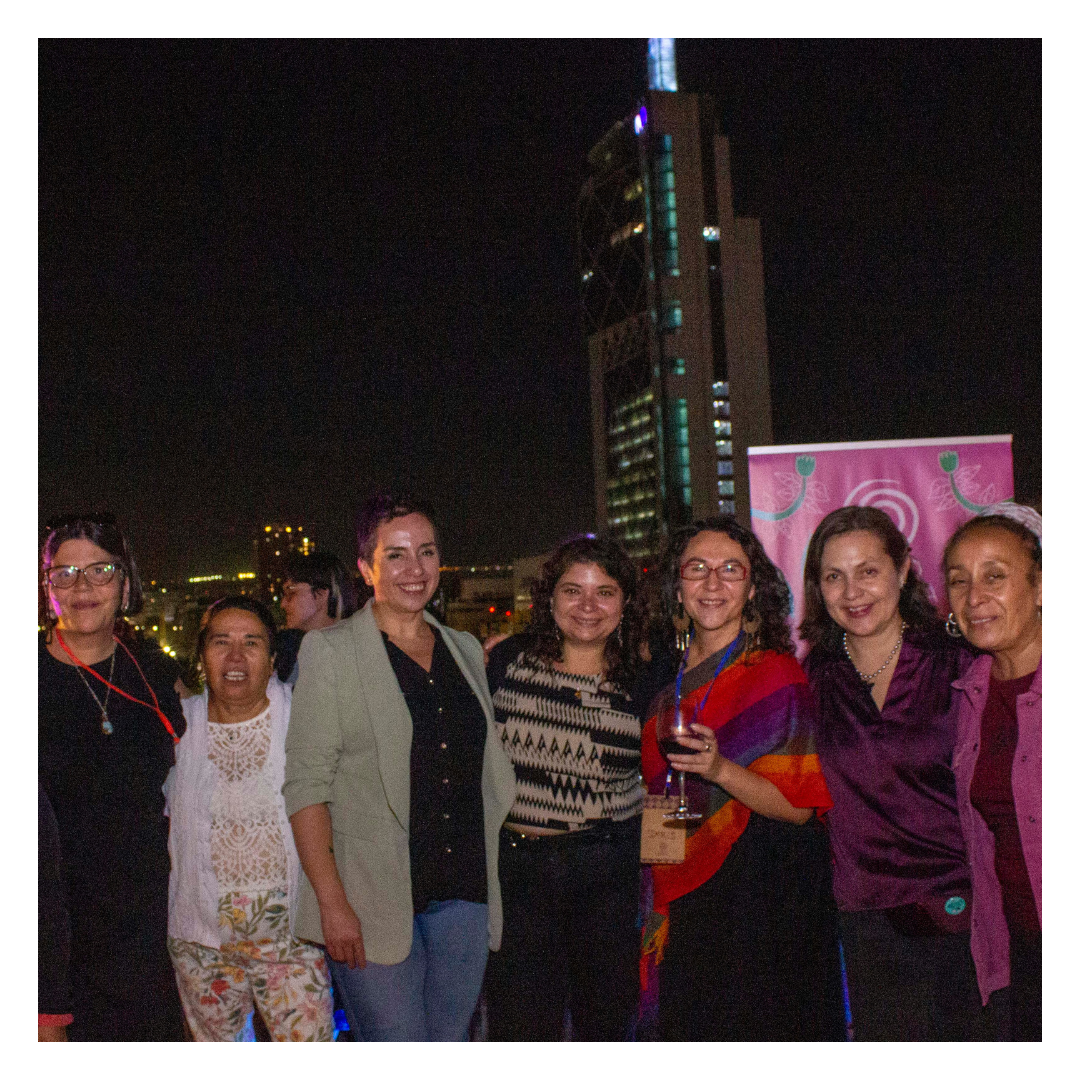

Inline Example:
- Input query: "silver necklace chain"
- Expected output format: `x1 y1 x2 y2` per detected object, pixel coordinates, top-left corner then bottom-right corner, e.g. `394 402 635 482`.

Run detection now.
844 620 907 685
74 647 117 734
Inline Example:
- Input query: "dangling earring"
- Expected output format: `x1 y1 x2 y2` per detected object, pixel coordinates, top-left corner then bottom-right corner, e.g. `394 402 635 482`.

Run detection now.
674 601 692 653
616 618 624 649
741 600 761 650
945 612 962 638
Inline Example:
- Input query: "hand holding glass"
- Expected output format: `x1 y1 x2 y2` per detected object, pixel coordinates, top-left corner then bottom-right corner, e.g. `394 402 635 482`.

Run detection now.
655 706 704 821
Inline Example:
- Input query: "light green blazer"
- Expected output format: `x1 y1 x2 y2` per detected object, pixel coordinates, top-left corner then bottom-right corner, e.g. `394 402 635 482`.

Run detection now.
283 601 517 965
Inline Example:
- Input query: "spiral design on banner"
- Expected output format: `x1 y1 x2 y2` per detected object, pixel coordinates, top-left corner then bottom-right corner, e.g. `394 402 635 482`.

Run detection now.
844 479 920 544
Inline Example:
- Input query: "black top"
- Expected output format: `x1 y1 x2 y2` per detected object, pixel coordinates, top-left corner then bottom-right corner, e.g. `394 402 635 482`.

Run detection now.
38 783 73 1019
382 631 488 913
38 634 185 937
274 626 305 683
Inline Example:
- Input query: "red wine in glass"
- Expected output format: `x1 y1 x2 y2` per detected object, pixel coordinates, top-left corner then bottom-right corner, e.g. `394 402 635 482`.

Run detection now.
657 736 688 758
655 706 703 821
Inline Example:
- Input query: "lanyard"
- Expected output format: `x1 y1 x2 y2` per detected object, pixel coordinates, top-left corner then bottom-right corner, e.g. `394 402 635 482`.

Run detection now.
673 630 744 732
54 630 180 743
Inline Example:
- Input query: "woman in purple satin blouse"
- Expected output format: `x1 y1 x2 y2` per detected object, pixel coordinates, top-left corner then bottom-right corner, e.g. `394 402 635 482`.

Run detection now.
801 507 991 1041
944 507 1041 1041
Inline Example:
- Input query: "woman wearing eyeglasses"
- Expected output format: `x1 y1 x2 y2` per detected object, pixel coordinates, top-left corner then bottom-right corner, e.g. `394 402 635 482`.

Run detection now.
38 514 188 1041
639 517 842 1041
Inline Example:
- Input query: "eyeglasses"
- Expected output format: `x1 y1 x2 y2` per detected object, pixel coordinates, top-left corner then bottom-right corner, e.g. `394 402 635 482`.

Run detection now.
281 583 312 599
679 559 749 583
45 562 120 588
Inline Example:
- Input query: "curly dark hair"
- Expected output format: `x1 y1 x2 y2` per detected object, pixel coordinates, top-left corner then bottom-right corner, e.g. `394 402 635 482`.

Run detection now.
800 506 941 652
40 512 144 641
525 533 648 691
942 513 1041 585
660 516 794 657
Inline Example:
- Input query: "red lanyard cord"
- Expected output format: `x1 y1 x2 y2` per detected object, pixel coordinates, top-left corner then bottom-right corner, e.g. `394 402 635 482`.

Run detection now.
54 630 180 744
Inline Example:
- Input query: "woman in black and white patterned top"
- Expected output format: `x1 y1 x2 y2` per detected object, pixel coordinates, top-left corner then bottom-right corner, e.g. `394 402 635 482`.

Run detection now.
484 534 649 1041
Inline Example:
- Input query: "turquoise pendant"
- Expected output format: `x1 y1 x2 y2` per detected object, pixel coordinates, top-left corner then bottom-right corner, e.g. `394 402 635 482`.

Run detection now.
101 718 114 735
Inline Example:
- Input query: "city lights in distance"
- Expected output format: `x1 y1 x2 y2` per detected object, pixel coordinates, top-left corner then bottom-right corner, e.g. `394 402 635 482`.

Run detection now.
238 572 255 579
702 226 719 242
634 105 647 135
189 574 223 583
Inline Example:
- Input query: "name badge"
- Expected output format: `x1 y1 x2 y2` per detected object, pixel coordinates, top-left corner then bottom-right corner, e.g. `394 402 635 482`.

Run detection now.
640 795 688 864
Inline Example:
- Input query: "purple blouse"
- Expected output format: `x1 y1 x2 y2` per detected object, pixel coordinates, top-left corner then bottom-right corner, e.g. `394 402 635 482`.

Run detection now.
804 627 973 911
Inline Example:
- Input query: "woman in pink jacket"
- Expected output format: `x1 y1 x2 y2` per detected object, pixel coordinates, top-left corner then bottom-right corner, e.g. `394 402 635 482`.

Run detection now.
944 505 1041 1041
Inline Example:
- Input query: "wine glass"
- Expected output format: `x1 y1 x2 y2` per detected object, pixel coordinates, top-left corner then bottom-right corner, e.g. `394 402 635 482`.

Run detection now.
655 704 703 821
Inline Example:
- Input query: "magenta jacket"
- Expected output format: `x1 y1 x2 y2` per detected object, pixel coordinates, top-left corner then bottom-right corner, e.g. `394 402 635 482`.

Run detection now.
951 655 1042 1004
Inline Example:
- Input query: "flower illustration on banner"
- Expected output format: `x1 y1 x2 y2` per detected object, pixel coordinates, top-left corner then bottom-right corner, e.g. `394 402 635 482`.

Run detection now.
930 451 1004 513
844 479 920 544
751 456 828 533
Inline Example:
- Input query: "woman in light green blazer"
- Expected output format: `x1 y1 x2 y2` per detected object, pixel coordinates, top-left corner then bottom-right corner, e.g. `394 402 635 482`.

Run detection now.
284 493 516 1041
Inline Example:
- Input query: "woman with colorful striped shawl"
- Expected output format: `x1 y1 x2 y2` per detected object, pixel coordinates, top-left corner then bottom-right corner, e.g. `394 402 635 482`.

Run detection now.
640 518 845 1041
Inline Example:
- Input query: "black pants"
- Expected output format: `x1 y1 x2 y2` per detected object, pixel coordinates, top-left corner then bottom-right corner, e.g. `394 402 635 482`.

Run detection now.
987 927 1041 1041
484 817 641 1041
839 909 995 1041
67 919 187 1042
658 813 846 1042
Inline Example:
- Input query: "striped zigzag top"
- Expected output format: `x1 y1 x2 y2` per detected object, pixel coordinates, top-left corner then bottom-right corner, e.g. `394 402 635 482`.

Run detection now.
488 637 643 832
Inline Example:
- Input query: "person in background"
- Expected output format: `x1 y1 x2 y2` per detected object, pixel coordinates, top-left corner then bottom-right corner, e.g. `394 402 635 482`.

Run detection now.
944 505 1041 1041
39 784 73 1041
483 534 649 1041
801 506 990 1040
641 517 842 1041
38 513 187 1041
165 596 334 1041
285 493 516 1041
275 550 357 686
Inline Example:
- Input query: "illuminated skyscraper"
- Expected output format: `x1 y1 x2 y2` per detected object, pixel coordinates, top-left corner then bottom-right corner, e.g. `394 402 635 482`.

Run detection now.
578 39 772 558
254 523 313 604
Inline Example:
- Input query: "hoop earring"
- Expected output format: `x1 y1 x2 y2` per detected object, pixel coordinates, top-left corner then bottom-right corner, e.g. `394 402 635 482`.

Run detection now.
945 612 962 638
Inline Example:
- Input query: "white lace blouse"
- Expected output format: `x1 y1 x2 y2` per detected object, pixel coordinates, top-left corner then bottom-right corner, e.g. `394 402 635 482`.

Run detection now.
208 705 289 894
165 678 301 949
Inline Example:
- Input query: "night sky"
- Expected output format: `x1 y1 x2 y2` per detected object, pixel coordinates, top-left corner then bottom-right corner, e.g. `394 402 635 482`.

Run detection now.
38 39 1041 579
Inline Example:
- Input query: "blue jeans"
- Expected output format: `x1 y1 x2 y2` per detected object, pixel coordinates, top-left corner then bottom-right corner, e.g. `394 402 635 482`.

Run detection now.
330 900 489 1041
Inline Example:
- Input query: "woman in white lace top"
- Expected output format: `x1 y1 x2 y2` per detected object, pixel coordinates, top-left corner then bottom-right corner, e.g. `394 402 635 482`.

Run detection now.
165 597 333 1040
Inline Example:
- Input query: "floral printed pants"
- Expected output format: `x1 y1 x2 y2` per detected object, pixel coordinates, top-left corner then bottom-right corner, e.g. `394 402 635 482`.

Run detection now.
168 890 333 1041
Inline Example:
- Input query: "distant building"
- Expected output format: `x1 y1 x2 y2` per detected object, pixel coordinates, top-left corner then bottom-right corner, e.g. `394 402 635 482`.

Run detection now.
134 572 259 661
438 564 519 641
254 524 313 605
511 553 548 623
578 39 773 558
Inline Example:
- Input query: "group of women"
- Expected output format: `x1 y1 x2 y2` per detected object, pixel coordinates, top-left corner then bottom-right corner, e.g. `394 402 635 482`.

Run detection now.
39 495 1041 1041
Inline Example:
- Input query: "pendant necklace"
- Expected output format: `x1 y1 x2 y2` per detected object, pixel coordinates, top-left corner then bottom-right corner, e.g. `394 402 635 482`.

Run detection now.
844 620 906 686
75 648 117 734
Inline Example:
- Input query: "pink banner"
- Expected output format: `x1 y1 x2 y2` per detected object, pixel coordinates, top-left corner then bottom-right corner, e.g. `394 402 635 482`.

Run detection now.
747 436 1015 654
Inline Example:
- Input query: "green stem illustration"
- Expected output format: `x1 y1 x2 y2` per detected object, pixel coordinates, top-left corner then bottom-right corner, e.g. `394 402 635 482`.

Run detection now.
938 451 1005 514
751 455 815 521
